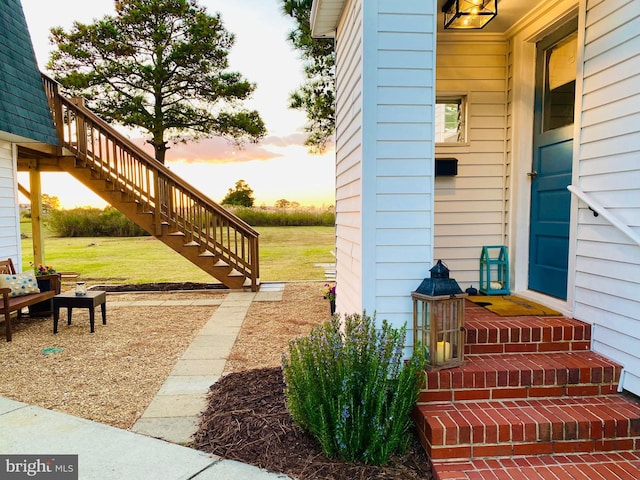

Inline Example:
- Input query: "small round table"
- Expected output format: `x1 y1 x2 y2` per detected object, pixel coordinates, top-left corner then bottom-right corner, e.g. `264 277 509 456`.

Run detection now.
53 291 106 334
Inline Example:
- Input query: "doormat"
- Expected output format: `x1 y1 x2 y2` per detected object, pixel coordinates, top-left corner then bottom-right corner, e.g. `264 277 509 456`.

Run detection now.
467 295 561 317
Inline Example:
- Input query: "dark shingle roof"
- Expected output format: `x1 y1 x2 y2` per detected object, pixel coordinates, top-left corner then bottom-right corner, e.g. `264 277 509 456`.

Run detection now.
0 0 58 145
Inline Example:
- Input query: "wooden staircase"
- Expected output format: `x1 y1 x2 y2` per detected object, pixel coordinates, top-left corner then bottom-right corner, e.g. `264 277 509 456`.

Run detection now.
413 300 640 479
18 75 259 291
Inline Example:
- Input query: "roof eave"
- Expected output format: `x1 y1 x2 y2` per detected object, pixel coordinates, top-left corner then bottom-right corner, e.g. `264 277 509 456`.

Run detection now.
310 0 346 38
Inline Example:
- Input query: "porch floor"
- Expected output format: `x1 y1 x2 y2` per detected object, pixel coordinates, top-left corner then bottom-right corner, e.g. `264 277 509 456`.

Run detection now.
414 299 640 480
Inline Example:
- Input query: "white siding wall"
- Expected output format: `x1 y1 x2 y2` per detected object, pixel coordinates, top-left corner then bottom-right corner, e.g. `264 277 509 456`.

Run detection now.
435 37 509 287
0 140 21 263
334 0 437 337
576 0 640 395
334 0 364 316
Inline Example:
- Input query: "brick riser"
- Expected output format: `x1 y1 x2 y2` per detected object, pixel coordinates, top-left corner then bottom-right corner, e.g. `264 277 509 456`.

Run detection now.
420 351 621 403
414 395 640 460
465 314 591 355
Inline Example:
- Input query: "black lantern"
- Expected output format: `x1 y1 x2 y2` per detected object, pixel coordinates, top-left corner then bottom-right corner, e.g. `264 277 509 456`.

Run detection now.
442 0 498 30
412 260 467 370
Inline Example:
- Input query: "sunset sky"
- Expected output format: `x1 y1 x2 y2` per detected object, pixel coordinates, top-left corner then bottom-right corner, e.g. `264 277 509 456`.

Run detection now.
18 0 335 209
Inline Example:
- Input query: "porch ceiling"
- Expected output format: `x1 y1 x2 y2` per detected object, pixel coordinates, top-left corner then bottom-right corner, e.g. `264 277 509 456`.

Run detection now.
310 0 549 37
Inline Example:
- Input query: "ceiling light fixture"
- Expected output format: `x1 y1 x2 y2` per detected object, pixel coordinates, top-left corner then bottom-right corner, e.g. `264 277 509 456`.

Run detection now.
442 0 498 30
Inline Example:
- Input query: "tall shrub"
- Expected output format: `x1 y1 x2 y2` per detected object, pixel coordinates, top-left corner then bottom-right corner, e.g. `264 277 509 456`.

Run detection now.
46 207 148 237
281 312 425 464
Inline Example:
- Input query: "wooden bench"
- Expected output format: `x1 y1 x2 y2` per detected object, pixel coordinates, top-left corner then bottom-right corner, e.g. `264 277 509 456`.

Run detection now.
1 259 58 342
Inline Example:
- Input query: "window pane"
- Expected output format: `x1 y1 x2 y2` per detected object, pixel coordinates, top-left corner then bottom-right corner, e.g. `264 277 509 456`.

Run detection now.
436 97 465 143
543 33 577 131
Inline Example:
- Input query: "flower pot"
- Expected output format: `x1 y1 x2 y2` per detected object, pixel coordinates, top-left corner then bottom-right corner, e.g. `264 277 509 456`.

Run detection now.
28 274 61 317
330 300 336 316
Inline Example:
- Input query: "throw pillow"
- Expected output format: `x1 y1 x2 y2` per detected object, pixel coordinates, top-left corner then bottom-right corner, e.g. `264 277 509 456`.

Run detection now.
0 271 41 297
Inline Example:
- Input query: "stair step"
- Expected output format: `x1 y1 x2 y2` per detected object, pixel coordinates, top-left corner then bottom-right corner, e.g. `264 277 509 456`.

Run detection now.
420 351 621 403
184 241 200 247
465 312 591 355
413 395 640 461
431 451 640 480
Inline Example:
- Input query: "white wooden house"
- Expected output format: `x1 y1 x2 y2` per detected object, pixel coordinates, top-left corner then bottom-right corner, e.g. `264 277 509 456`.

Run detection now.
311 0 640 395
0 0 58 270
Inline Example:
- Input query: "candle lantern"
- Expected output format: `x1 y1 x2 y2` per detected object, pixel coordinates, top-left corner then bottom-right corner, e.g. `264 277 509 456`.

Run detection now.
479 245 510 295
412 260 467 370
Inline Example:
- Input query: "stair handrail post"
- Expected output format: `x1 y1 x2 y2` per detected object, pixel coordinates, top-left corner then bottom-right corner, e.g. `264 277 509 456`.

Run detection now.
69 97 88 159
152 165 163 235
251 235 260 291
41 74 65 154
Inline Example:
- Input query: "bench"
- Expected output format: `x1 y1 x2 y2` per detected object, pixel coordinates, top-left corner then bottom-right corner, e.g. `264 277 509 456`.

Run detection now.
1 259 58 342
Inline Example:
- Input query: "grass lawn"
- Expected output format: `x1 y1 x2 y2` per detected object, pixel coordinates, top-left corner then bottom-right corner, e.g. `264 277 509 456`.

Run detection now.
20 222 335 284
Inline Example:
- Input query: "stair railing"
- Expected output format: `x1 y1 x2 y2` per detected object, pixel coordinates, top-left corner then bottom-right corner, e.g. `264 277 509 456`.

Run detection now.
567 185 640 247
42 74 260 290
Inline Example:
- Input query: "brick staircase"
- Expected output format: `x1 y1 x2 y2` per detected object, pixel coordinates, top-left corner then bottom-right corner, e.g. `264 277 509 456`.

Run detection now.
412 300 640 479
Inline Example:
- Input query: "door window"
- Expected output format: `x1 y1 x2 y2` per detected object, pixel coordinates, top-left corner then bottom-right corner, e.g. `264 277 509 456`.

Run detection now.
543 33 577 132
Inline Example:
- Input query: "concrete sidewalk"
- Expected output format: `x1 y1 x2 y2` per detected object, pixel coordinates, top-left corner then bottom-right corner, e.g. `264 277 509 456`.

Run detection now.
0 284 292 480
0 397 290 479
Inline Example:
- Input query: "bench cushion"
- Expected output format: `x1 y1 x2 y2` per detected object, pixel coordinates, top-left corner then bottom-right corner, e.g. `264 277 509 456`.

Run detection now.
0 271 40 297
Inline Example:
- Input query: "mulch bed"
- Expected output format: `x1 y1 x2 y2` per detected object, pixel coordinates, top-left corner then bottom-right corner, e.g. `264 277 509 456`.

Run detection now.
191 367 434 480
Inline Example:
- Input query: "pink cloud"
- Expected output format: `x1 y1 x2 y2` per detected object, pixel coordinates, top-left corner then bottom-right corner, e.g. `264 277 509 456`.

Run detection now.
129 133 313 165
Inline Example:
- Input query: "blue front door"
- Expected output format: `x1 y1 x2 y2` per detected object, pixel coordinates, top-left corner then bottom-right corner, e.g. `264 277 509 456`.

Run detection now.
528 22 577 300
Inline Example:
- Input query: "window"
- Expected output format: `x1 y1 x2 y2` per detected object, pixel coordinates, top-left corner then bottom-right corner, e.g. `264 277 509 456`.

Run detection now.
435 96 467 144
543 32 577 132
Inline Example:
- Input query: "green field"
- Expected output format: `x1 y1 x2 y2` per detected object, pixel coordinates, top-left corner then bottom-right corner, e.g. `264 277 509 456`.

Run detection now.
20 222 335 285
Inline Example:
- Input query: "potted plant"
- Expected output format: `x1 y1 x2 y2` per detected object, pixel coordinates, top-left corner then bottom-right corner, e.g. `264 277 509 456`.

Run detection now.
29 263 61 316
321 282 336 315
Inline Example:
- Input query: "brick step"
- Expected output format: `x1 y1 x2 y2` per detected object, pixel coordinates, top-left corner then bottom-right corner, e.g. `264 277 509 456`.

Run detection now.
431 451 640 480
464 313 591 355
419 351 622 403
412 395 640 461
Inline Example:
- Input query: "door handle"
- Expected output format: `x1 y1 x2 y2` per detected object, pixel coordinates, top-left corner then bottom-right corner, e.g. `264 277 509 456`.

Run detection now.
527 171 538 179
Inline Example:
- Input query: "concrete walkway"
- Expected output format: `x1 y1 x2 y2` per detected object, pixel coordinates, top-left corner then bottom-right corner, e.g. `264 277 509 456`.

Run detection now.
130 284 284 444
0 283 292 480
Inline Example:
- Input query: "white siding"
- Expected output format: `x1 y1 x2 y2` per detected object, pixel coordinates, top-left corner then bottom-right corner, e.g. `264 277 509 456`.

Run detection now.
434 37 509 287
334 0 437 336
0 140 21 262
576 0 640 395
334 0 364 316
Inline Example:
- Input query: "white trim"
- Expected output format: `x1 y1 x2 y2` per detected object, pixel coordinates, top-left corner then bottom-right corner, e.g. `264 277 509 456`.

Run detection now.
12 143 23 272
509 36 535 294
360 0 377 311
567 0 587 315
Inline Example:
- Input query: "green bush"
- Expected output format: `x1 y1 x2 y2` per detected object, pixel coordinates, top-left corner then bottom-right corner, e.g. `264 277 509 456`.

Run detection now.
281 312 425 464
225 206 335 226
46 207 148 237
